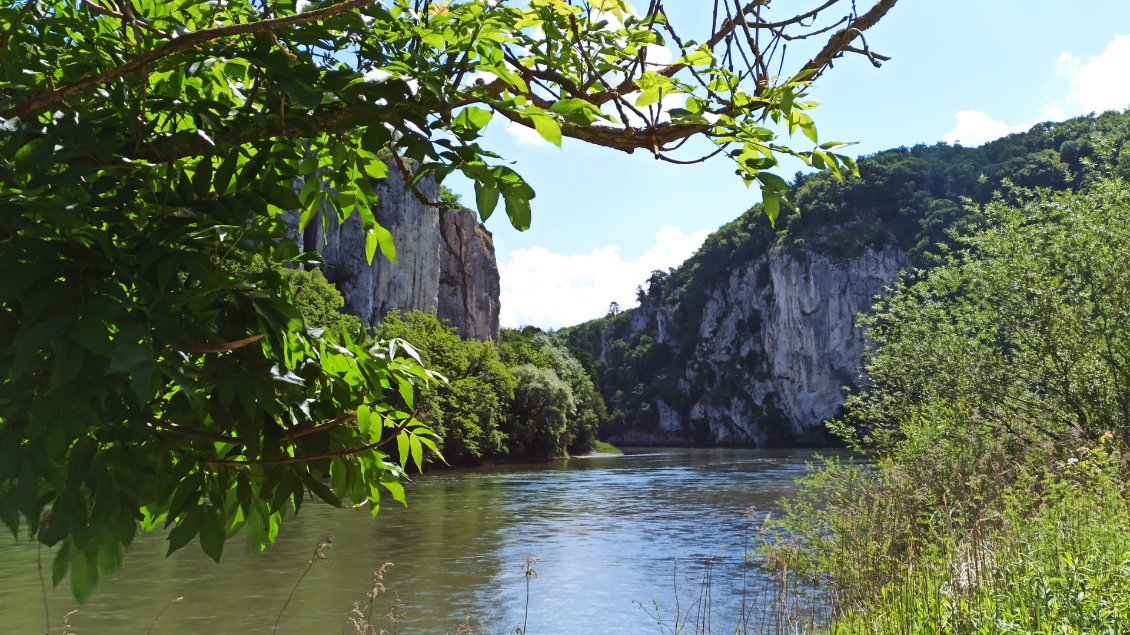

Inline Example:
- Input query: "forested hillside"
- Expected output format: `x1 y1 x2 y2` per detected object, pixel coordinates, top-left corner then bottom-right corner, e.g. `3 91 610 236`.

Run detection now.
562 110 1130 447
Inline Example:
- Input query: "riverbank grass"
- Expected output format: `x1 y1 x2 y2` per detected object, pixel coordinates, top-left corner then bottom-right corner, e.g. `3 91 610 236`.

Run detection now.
590 440 624 455
774 448 1130 634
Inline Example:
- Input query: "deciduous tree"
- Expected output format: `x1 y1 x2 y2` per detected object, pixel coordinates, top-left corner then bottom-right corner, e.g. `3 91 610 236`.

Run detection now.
0 0 897 600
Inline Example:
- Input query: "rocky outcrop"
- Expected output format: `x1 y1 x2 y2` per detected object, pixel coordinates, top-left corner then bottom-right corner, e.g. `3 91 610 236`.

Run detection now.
287 168 500 341
438 209 501 342
580 244 906 447
679 244 907 445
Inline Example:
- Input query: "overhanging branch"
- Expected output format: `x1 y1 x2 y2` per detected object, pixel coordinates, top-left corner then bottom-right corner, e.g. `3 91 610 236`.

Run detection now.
2 0 370 121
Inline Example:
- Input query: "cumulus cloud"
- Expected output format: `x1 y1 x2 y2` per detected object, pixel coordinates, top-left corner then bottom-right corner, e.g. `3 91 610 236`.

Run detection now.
1055 34 1130 114
942 110 1029 147
943 34 1130 148
499 226 709 329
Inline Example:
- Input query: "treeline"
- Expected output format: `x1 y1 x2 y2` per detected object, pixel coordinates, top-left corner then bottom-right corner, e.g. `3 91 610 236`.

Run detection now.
561 109 1130 441
281 266 605 464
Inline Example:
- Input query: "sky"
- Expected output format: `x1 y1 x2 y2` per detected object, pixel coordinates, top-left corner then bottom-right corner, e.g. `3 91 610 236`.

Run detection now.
441 1 1130 329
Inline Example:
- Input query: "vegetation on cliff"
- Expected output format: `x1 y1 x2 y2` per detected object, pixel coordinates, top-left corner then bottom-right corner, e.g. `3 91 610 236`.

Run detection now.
292 288 606 465
562 110 1130 446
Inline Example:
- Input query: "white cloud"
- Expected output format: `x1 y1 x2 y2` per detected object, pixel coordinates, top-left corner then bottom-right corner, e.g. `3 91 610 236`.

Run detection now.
499 226 709 329
942 110 1028 146
1055 34 1130 114
942 34 1130 148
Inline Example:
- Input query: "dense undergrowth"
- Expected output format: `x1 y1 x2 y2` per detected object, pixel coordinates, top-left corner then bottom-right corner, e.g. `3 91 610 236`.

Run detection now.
760 179 1130 633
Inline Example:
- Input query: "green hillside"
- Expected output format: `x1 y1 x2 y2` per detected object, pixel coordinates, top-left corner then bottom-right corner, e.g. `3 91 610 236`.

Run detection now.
562 110 1130 445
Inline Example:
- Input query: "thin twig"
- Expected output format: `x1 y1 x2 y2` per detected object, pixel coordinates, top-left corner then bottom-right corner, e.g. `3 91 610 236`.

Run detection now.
274 536 334 635
38 542 50 635
146 597 184 635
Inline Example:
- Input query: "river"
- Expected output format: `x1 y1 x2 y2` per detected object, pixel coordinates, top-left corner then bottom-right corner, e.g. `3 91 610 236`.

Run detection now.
0 448 827 634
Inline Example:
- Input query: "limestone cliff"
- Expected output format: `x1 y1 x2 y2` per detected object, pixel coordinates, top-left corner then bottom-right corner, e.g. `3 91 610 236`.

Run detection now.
287 168 500 341
438 209 501 341
574 244 905 447
561 112 1130 446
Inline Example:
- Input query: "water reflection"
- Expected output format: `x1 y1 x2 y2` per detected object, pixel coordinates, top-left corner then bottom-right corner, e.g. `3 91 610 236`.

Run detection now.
0 448 829 634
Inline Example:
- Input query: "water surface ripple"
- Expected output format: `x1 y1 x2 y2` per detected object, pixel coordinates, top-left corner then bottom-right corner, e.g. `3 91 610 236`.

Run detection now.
0 448 827 634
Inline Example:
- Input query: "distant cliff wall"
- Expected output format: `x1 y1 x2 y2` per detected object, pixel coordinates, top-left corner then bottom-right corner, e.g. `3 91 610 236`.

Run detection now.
567 243 906 447
287 168 500 340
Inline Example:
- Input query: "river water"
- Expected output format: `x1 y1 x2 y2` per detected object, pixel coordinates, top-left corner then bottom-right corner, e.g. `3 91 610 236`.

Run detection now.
0 448 826 634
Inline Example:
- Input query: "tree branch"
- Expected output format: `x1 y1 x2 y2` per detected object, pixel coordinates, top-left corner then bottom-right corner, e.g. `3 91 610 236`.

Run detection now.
800 0 899 81
3 0 371 121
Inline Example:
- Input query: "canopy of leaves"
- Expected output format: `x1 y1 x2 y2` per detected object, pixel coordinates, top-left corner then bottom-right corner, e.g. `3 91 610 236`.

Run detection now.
761 182 1130 627
0 0 896 602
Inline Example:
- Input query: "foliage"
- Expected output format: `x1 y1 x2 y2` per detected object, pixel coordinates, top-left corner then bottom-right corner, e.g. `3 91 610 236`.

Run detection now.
0 0 897 602
368 315 606 463
562 110 1130 446
500 328 607 455
816 448 1130 634
373 311 514 465
762 180 1130 631
506 364 576 459
437 185 463 210
837 179 1130 454
282 267 366 338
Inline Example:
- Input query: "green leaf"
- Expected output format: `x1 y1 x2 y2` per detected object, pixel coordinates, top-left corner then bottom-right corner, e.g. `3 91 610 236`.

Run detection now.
635 86 663 108
549 98 605 125
474 181 500 221
365 223 396 264
52 542 71 588
166 472 204 524
503 190 532 231
236 473 252 517
396 432 409 469
397 379 414 409
166 510 202 556
678 47 713 67
305 476 341 507
762 190 781 226
379 476 406 506
199 510 225 563
357 404 372 436
70 549 99 603
0 496 18 539
361 159 388 180
409 435 423 472
453 106 493 138
529 114 562 147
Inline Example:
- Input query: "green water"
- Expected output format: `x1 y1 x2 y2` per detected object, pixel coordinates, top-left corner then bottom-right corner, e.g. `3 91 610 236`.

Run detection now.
0 448 823 634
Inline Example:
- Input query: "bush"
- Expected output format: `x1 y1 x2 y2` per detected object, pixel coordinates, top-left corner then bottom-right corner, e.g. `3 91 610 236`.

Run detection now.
763 180 1130 631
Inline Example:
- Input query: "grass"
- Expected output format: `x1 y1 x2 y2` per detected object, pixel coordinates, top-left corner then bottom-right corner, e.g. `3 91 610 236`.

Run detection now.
758 446 1130 634
824 449 1130 634
590 440 624 455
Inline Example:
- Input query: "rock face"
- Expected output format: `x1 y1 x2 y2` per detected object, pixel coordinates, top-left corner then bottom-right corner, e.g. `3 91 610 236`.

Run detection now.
589 244 907 447
438 209 501 341
287 169 501 341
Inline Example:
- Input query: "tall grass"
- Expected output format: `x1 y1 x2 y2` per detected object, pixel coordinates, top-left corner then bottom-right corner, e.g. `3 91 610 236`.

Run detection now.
761 446 1130 634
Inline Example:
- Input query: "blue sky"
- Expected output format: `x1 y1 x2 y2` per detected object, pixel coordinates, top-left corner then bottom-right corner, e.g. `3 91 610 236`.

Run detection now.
443 1 1130 328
